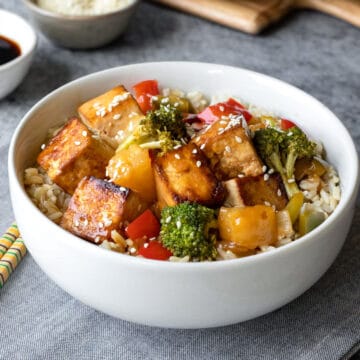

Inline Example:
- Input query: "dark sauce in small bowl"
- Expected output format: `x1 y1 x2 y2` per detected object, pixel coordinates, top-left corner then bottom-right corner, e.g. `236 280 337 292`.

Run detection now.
0 35 21 66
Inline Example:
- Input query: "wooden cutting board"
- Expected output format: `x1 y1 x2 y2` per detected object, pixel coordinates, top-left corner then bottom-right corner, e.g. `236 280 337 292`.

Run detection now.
152 0 360 34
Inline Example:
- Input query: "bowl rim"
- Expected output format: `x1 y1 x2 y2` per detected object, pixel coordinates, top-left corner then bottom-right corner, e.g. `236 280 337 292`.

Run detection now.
0 9 37 71
8 61 360 270
22 0 139 20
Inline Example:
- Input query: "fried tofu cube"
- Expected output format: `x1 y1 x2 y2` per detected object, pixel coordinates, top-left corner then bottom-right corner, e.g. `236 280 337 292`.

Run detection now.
192 118 263 180
223 173 288 210
153 143 225 209
78 85 144 148
60 176 149 244
37 117 114 194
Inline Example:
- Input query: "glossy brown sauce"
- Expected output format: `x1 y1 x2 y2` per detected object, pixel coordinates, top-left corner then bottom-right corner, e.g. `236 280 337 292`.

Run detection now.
0 35 21 66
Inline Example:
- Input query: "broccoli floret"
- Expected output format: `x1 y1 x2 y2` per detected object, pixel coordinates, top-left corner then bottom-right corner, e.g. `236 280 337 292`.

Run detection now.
160 202 218 261
118 104 188 155
253 126 316 199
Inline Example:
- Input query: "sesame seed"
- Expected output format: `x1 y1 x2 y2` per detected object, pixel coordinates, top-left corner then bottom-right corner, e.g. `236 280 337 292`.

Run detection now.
174 154 181 159
98 222 104 228
174 102 179 107
129 112 138 118
268 168 274 174
264 201 271 206
74 220 79 227
200 144 206 150
103 219 112 227
220 120 228 125
74 141 81 146
277 189 282 197
176 220 182 229
94 236 101 243
152 96 158 101
113 114 121 120
235 136 242 143
129 247 137 254
119 186 127 192
196 161 202 167
166 216 172 223
82 131 87 137
192 149 198 154
218 128 224 133
262 165 267 173
235 218 241 225
93 102 101 109
83 219 88 226
219 105 225 112
238 174 245 178
161 97 169 104
113 93 130 103
288 178 295 183
264 174 270 181
144 243 149 248
108 105 113 112
41 143 46 150
225 145 231 153
173 144 182 149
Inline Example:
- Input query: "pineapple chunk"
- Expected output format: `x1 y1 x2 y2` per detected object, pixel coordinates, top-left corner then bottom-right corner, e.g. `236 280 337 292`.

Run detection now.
218 205 277 250
106 145 156 203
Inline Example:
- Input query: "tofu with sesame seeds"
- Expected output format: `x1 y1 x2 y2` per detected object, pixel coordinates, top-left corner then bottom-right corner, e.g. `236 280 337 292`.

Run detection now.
153 143 225 209
78 85 145 148
60 177 150 244
37 117 114 194
223 173 288 211
192 117 264 180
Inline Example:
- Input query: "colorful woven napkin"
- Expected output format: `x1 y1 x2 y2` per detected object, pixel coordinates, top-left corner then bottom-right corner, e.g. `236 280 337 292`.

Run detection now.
0 223 26 288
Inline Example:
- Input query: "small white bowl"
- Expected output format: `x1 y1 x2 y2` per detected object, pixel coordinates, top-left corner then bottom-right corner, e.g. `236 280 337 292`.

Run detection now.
8 62 359 328
22 0 139 49
0 9 37 99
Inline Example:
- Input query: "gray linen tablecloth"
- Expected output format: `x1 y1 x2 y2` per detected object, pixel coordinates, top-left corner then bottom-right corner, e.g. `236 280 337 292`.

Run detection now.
0 1 359 359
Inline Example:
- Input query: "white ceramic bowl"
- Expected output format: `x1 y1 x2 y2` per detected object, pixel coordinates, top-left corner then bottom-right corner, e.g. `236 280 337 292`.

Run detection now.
0 9 37 99
8 62 359 328
22 0 139 49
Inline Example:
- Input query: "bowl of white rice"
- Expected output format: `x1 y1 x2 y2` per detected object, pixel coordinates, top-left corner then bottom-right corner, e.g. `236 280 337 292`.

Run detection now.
22 0 139 49
8 62 359 328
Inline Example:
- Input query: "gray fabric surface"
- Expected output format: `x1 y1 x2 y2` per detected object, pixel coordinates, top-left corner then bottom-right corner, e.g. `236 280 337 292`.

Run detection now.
0 1 359 359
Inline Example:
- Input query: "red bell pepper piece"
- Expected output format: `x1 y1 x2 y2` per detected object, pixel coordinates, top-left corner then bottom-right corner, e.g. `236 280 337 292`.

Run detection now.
198 98 252 124
281 118 296 130
132 80 159 114
138 240 173 261
125 209 160 240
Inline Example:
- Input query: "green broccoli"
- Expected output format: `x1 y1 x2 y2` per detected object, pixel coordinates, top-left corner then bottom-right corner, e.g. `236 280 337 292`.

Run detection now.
253 126 316 199
160 202 218 261
118 104 188 155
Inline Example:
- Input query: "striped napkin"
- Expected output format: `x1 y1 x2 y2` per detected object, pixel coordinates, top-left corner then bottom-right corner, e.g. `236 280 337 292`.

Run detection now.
0 223 27 288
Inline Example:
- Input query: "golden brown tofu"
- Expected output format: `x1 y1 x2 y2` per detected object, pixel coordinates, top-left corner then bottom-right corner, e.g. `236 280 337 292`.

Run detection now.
60 176 149 244
78 85 144 148
223 173 288 210
37 117 114 194
153 143 225 209
192 118 263 180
